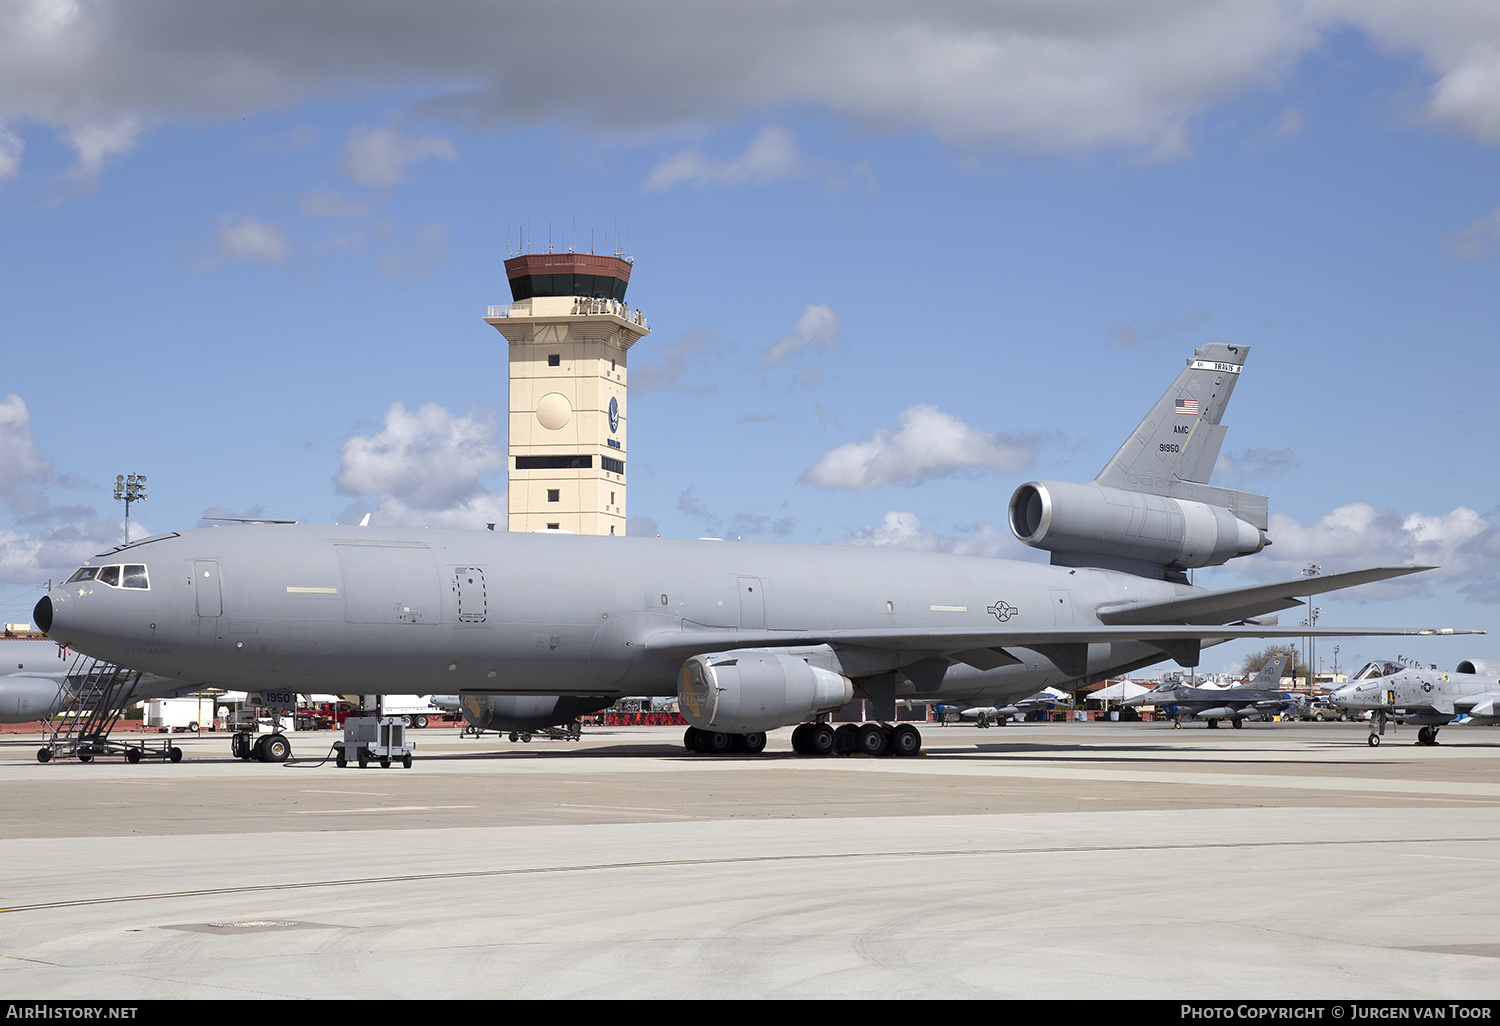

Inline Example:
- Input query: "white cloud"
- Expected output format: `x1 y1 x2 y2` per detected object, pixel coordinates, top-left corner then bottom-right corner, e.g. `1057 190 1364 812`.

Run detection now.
631 330 726 395
765 304 840 367
801 404 1041 490
0 124 23 179
644 126 805 191
2 5 1500 178
1445 204 1500 258
0 395 52 514
214 215 288 263
358 491 508 531
341 124 457 188
63 115 142 184
1240 501 1500 603
842 510 1036 561
336 401 506 512
1315 0 1500 141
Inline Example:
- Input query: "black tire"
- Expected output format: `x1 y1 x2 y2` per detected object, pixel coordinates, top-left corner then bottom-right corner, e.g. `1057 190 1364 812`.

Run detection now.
857 723 887 756
78 754 92 763
36 748 51 763
402 753 413 769
126 749 141 764
1368 734 1380 747
684 726 700 751
336 754 346 768
521 733 531 743
380 757 391 768
790 723 809 754
809 722 836 756
1206 719 1219 729
169 747 183 763
741 731 767 754
1232 718 1244 729
834 723 859 754
889 723 922 757
358 748 370 768
703 731 733 754
413 715 428 729
263 734 290 763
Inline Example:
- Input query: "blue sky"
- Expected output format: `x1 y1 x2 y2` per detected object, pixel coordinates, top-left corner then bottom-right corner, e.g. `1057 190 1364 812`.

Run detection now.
2 2 1499 674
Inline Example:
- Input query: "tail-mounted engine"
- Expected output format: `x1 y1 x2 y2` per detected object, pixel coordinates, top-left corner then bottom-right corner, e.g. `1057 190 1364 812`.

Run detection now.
679 651 853 734
1009 480 1268 572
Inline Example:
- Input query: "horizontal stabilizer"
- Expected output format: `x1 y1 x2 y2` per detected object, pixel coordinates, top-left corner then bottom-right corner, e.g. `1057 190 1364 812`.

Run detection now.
1096 566 1434 626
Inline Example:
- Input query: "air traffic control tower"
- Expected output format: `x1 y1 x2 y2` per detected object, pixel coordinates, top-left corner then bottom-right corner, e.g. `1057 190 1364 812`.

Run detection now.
485 252 649 535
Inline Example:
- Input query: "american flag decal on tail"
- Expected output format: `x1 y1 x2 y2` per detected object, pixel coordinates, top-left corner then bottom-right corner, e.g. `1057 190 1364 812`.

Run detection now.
1175 398 1200 416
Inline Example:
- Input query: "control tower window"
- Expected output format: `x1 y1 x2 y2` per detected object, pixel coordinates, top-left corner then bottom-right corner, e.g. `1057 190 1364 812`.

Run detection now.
547 354 560 367
547 489 560 503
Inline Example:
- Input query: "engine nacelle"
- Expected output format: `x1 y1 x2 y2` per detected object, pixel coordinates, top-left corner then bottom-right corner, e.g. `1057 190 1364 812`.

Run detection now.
1008 480 1267 570
678 651 853 734
460 694 611 732
0 677 66 723
1455 659 1500 676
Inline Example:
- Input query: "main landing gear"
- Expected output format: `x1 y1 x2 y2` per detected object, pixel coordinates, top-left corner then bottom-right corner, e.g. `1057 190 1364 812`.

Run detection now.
791 721 922 757
683 726 767 754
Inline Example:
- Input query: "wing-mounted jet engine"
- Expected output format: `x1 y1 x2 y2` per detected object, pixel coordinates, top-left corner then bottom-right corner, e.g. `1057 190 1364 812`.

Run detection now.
678 650 853 754
1008 343 1269 580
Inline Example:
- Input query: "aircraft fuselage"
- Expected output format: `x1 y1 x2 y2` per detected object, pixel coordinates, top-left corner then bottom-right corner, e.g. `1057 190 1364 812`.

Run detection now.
38 523 1188 706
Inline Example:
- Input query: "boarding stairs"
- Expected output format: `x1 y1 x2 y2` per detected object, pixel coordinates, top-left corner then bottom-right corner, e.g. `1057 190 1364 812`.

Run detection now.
36 657 180 763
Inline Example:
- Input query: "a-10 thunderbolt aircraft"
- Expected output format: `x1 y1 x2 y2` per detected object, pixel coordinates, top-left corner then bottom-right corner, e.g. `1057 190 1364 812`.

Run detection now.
31 343 1477 761
1331 658 1500 746
1122 652 1295 728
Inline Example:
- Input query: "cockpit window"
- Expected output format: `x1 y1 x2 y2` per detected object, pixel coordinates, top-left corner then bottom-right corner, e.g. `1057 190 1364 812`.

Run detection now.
66 567 98 583
96 566 120 587
122 564 149 589
1351 660 1402 681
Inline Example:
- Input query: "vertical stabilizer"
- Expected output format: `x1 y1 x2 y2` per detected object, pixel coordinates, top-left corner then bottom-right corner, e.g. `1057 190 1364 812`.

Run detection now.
1093 343 1266 530
1096 342 1247 491
1244 652 1290 688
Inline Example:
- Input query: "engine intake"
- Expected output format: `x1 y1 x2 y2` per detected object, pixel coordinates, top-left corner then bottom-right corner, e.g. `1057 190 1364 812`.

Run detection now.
679 651 853 733
1008 480 1267 570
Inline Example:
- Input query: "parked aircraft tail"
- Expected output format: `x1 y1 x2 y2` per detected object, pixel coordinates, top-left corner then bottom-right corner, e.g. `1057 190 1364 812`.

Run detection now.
1008 343 1270 580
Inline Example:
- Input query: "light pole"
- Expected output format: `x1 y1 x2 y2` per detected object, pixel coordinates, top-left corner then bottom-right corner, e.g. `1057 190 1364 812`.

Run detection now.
113 474 147 545
1301 564 1321 695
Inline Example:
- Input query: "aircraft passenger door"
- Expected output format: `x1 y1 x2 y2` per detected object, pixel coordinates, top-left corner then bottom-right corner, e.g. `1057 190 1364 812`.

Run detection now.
738 577 765 630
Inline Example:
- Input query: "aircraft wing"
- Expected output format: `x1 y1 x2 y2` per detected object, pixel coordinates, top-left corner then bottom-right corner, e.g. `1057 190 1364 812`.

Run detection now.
1454 693 1500 718
642 622 1482 670
1095 566 1432 625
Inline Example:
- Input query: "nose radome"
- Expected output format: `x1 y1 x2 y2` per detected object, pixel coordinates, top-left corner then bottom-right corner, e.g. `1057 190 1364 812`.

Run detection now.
33 595 52 634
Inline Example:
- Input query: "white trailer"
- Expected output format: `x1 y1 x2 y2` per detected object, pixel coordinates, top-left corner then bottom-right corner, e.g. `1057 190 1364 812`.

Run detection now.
377 695 444 728
144 696 220 732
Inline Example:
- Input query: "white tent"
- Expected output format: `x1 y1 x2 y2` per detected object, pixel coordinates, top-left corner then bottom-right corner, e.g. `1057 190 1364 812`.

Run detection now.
1090 680 1153 702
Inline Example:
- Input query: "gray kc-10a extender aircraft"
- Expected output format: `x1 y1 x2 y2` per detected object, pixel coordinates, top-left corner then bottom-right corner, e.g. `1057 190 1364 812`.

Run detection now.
31 343 1476 759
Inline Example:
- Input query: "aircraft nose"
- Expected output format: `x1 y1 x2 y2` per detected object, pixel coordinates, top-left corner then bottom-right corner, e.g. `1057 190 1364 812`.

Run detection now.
33 595 52 634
